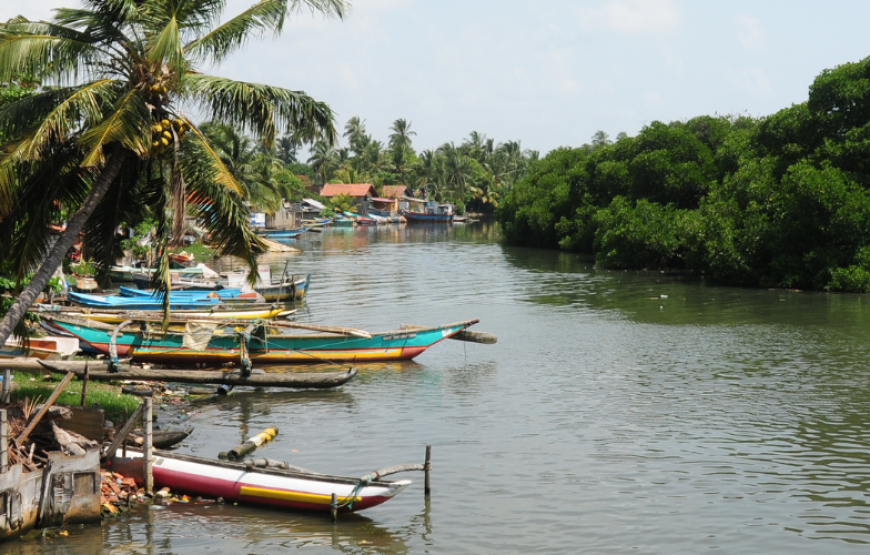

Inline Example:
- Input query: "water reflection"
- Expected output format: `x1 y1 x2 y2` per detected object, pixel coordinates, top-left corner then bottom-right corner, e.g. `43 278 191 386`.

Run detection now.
97 503 417 555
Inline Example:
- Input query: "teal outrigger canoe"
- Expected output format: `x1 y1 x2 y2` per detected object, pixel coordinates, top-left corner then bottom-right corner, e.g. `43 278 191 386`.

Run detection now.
44 316 482 366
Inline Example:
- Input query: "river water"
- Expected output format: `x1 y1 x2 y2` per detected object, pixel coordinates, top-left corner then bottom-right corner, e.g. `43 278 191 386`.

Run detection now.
5 221 870 554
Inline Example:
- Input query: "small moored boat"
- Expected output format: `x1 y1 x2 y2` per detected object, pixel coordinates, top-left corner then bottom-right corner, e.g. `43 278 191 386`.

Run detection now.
112 449 421 514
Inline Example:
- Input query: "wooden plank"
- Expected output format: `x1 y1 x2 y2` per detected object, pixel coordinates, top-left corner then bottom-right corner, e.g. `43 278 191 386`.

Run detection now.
104 403 145 461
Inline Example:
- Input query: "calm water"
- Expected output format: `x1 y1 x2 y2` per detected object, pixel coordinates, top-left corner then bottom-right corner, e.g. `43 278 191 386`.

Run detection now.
6 221 870 554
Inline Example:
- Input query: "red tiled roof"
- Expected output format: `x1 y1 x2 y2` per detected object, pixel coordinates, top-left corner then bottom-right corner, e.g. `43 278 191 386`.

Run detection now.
382 185 407 199
320 183 377 197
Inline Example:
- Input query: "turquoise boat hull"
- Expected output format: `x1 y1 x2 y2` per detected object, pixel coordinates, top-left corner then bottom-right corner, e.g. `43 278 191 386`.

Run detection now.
45 317 479 365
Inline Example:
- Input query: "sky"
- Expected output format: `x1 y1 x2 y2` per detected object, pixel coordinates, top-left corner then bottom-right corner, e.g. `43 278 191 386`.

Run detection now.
3 0 870 156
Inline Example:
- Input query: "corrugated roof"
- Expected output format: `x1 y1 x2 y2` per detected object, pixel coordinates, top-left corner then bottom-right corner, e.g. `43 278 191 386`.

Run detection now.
302 198 326 210
320 183 376 197
370 197 395 203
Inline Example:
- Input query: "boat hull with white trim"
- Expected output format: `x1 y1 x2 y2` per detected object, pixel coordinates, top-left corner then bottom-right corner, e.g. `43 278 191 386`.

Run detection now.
113 450 411 513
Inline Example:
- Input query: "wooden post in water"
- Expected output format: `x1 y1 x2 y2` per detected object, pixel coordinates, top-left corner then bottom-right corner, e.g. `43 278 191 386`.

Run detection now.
80 363 89 407
0 409 7 474
143 395 153 494
121 386 156 494
1 369 10 404
331 493 338 522
424 445 431 496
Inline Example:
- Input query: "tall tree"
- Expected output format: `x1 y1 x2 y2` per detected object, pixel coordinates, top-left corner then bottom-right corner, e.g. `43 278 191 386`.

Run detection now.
0 0 347 344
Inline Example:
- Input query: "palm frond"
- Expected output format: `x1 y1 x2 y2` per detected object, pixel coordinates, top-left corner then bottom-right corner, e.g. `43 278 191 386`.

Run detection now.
79 89 151 166
178 137 265 283
0 142 92 283
0 80 122 164
184 0 286 64
146 10 186 73
184 121 244 195
181 74 336 145
0 19 112 84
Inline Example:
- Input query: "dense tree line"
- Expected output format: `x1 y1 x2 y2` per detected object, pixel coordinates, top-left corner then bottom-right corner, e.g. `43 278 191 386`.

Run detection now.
499 56 870 292
307 118 539 213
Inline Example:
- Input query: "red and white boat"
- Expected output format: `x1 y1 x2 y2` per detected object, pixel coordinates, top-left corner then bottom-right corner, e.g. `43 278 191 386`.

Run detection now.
112 450 420 514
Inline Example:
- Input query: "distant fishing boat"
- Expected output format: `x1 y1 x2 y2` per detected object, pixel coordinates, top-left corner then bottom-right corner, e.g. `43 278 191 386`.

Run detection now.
46 316 484 365
255 228 307 239
402 202 455 223
301 218 333 227
332 216 354 227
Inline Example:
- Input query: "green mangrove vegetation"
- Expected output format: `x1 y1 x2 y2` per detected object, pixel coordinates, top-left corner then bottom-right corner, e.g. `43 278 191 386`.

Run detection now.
500 56 870 293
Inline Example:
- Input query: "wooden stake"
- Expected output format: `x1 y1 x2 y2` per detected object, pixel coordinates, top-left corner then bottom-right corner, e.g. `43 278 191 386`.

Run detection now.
424 445 431 496
1 369 10 404
15 371 75 446
80 362 89 407
143 396 153 494
331 493 338 521
0 409 7 474
104 403 145 461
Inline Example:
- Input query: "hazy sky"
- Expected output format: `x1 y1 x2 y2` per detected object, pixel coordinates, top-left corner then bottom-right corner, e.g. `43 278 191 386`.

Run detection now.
3 0 870 156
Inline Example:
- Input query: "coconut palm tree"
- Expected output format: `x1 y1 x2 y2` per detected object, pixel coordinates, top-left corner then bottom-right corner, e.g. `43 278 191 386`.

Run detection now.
307 139 338 185
0 0 347 344
200 121 284 213
388 118 415 151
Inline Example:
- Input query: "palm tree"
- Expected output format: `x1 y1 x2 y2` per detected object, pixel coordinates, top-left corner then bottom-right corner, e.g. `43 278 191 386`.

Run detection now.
201 121 284 213
0 0 347 344
343 116 367 155
388 118 415 151
307 139 337 185
275 134 299 164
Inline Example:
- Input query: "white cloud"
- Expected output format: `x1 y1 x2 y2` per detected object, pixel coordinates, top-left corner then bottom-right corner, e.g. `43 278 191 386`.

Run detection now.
577 0 682 35
736 16 765 51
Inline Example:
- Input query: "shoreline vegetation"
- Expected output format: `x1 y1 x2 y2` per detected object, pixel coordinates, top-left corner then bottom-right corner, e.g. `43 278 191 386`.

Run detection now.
499 56 870 293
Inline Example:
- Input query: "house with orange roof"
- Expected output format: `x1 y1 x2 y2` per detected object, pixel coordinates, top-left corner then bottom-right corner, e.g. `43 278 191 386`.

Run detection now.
320 183 378 213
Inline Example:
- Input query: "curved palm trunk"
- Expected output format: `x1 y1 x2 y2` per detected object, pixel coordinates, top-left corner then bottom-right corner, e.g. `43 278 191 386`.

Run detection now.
0 150 127 346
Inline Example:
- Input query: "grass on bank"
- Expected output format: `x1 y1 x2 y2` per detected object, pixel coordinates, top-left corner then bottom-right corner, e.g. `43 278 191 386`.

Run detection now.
8 372 141 423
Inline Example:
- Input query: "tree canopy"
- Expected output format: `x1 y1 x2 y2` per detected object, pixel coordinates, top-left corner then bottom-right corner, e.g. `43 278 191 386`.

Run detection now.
500 56 870 293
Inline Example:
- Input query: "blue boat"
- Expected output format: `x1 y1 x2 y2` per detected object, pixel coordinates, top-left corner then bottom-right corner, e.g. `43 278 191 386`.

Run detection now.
118 286 248 301
67 291 227 311
255 228 307 239
402 202 455 223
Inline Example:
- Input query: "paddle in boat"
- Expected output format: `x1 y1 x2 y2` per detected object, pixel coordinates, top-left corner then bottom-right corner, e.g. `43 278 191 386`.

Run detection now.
44 315 491 366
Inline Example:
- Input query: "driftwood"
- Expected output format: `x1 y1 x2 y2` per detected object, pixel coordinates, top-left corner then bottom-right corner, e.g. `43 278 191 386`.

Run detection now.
37 360 358 389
